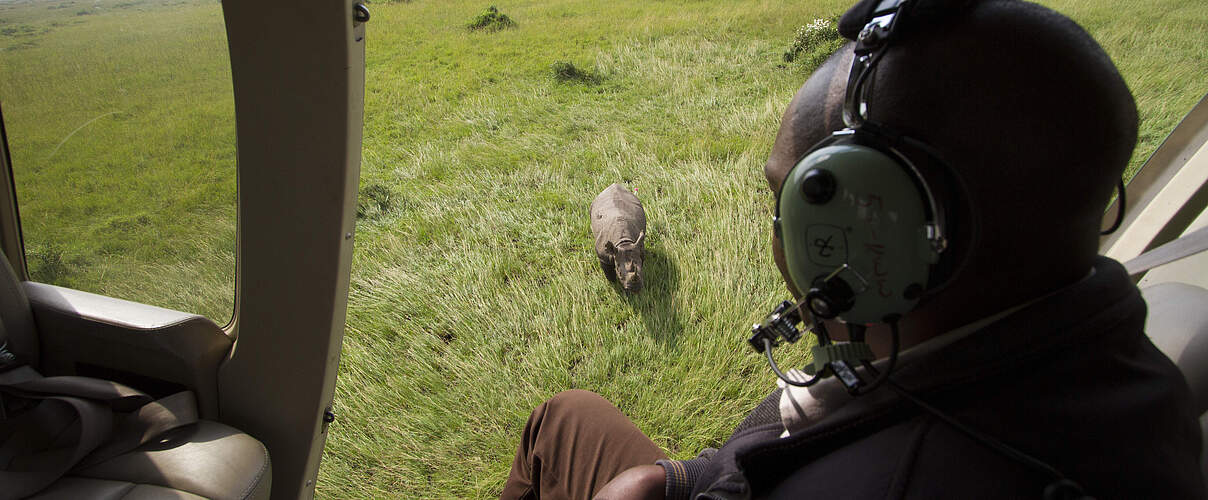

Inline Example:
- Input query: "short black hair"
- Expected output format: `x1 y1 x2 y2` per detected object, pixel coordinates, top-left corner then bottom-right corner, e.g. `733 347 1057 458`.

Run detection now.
862 0 1137 288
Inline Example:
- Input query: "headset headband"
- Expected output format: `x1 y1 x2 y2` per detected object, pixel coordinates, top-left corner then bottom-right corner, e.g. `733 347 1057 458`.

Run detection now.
843 0 956 268
844 0 911 128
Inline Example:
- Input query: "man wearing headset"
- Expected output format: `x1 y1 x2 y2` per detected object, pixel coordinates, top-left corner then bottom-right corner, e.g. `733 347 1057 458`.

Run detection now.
500 0 1205 498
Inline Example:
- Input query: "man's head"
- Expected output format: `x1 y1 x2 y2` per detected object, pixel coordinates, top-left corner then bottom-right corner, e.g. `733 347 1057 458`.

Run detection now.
766 0 1137 337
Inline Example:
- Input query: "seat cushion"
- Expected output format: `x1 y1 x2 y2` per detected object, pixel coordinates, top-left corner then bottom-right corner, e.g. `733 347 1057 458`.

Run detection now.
1141 281 1208 494
29 478 209 500
1142 282 1208 413
30 421 271 500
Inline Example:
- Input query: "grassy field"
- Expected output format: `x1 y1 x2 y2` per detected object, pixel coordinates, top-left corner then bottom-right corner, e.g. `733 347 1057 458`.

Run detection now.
1 0 1206 497
0 0 236 320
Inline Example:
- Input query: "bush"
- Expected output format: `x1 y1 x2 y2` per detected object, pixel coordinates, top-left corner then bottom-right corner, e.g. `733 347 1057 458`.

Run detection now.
466 6 516 32
550 60 601 85
783 17 845 70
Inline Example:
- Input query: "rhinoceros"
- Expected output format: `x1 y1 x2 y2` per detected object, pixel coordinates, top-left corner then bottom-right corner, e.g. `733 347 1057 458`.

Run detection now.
590 183 646 293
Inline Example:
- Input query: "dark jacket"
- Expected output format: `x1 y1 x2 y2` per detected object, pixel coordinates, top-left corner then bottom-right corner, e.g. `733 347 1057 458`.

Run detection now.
685 257 1204 499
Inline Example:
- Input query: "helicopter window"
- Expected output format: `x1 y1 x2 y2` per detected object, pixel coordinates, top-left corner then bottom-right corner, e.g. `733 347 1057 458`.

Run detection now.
0 0 236 323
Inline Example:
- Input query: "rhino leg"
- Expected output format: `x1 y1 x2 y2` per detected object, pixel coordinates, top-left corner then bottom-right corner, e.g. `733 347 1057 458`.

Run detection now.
599 258 617 282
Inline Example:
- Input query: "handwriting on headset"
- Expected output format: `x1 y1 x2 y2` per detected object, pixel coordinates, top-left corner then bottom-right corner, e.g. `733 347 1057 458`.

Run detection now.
855 194 893 298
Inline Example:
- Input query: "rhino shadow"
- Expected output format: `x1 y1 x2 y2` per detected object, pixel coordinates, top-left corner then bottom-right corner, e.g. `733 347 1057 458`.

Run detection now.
613 246 682 348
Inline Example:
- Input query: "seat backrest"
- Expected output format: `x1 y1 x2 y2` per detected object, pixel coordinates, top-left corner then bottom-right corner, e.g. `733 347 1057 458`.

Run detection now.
0 254 38 366
1143 282 1208 413
1141 281 1208 491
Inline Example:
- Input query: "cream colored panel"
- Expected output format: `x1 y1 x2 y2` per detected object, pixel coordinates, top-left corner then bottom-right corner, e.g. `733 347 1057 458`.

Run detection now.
1139 207 1208 289
1106 139 1208 262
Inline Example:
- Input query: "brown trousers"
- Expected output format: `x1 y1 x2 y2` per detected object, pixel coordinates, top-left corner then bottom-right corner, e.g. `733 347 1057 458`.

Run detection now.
500 390 667 500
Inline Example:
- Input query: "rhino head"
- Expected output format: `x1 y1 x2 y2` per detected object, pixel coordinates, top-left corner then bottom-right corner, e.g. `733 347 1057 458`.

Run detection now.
606 231 645 294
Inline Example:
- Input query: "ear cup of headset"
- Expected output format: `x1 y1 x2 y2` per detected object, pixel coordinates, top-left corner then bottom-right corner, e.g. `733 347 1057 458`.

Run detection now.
776 141 941 324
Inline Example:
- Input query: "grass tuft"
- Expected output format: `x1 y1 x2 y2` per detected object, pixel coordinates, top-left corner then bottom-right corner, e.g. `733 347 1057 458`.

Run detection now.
466 6 515 32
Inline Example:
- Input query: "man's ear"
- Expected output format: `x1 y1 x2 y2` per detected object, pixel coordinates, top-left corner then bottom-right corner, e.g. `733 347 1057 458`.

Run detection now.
604 241 616 255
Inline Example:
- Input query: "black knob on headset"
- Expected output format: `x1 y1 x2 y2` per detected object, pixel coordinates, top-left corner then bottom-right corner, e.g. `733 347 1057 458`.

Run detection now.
805 276 855 319
800 169 837 205
805 291 838 319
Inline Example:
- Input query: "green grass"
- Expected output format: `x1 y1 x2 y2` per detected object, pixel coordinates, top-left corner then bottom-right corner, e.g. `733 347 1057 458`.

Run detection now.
1046 0 1208 178
0 0 1205 497
0 0 236 320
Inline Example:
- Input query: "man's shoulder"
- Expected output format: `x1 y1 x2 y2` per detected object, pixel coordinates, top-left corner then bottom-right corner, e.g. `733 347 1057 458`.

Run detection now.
757 415 1039 499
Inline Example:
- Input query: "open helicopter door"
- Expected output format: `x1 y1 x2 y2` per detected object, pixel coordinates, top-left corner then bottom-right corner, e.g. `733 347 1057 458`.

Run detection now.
0 0 365 498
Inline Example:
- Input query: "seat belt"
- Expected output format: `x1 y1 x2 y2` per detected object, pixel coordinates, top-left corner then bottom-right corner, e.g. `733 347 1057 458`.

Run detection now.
0 364 198 500
1123 225 1208 276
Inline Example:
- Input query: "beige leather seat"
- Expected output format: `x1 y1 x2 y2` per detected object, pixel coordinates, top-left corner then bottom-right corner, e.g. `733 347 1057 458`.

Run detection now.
0 261 271 499
26 421 270 500
1142 282 1208 491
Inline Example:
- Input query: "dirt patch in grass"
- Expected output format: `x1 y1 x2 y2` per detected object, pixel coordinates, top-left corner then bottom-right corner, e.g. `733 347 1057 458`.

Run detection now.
550 60 601 85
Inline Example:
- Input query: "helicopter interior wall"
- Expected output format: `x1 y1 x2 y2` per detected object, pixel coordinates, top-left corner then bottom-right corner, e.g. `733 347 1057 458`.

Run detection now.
24 281 233 418
1102 94 1208 270
1137 181 1208 290
1110 94 1208 489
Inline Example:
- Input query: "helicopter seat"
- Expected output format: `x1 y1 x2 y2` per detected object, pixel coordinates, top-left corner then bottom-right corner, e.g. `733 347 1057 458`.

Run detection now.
25 419 271 500
1141 281 1208 489
0 257 271 500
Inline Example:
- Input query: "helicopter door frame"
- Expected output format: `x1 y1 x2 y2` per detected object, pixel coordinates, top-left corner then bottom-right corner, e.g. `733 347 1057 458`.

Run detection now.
215 0 366 497
0 105 28 280
0 2 367 497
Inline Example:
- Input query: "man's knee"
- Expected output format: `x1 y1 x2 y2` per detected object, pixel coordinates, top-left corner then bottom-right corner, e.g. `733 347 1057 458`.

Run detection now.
525 390 619 438
543 389 612 413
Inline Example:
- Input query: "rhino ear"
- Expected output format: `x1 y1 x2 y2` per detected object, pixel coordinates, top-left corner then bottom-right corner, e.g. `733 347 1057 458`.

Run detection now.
604 241 616 255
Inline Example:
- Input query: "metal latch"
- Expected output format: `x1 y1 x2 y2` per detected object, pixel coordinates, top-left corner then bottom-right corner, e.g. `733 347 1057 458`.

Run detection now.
322 406 336 433
353 3 370 24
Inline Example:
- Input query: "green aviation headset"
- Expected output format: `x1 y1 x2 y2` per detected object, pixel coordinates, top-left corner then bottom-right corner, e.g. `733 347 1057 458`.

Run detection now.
749 0 963 395
775 0 961 327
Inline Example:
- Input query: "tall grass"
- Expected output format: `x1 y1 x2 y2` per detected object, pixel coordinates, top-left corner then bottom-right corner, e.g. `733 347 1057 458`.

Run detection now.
1 0 1205 497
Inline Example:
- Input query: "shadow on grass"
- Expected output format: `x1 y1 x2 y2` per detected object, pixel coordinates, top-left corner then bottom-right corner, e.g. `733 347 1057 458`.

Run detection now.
613 247 682 348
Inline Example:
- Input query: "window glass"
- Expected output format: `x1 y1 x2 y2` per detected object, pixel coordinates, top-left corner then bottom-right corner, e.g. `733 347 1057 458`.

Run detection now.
0 0 235 322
